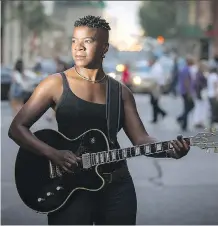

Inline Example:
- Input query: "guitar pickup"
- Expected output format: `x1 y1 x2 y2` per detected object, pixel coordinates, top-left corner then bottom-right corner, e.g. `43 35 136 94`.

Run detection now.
82 153 91 169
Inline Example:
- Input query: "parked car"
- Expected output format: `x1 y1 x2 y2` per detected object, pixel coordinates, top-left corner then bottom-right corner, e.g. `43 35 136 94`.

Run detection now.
129 58 173 94
1 66 13 100
103 64 121 82
128 61 154 93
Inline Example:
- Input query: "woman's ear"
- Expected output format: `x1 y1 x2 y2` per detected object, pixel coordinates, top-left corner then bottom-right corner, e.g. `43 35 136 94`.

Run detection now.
103 43 109 55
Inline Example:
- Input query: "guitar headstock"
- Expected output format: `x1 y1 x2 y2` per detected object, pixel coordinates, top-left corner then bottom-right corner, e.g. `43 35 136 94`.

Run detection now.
191 128 218 153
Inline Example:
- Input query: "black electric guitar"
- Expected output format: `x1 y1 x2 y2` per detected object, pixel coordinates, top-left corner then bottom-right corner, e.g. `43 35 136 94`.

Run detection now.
15 128 218 214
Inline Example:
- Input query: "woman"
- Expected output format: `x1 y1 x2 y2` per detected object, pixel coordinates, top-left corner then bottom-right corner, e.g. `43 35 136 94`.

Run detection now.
8 16 190 225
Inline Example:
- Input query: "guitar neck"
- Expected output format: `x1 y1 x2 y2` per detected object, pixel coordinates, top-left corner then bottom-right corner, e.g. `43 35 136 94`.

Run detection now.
89 138 191 167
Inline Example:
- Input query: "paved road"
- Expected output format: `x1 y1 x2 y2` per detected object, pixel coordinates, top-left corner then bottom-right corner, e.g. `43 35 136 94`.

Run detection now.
1 94 218 225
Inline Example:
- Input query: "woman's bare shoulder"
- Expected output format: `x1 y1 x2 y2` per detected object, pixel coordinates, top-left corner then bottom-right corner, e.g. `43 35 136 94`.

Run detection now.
38 73 63 89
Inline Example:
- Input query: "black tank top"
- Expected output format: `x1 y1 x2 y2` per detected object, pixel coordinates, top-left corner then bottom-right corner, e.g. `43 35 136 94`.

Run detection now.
55 72 126 171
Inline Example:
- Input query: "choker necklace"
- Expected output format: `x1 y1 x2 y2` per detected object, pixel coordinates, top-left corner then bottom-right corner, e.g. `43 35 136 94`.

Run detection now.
74 67 106 83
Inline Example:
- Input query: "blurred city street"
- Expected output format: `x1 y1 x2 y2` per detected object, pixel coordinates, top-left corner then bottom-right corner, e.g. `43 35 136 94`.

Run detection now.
1 0 218 225
1 94 218 225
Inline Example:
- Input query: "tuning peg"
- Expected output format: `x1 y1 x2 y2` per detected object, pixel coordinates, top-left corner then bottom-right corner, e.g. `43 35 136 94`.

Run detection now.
211 128 216 133
214 147 218 153
204 128 208 132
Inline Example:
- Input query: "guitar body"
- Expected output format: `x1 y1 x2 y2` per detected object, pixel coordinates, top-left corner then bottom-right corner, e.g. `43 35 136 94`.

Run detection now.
15 129 110 214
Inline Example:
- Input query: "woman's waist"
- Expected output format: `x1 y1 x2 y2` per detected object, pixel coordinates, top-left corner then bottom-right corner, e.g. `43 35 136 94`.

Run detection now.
98 160 128 173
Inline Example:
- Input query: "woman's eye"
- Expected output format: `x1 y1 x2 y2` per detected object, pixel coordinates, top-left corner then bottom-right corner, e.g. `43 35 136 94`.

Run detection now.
72 40 76 43
85 40 92 43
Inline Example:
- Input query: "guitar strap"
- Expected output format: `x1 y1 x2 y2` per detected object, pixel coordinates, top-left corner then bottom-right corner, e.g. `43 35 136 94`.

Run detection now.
106 76 122 146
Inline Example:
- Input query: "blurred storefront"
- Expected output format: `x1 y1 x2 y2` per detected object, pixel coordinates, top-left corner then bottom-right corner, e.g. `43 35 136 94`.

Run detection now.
1 1 25 66
1 1 105 66
168 0 217 60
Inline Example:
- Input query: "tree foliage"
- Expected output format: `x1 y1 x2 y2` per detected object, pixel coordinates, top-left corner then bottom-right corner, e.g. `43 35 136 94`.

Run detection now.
9 1 56 58
12 1 54 35
139 1 178 38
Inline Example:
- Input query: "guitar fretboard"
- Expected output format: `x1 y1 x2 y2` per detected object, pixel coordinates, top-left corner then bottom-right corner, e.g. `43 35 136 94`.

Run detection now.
88 138 191 167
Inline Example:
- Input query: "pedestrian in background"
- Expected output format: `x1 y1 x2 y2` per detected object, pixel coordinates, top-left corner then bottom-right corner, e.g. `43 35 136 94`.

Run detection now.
207 67 218 128
169 54 179 96
148 55 167 123
121 63 131 88
177 55 195 131
192 60 208 128
9 59 27 116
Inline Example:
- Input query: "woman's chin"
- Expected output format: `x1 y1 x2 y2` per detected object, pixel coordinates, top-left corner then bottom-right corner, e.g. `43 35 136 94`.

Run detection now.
75 62 100 69
74 60 89 67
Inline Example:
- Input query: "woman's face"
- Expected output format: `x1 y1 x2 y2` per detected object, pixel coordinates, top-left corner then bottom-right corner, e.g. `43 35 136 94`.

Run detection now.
71 26 108 68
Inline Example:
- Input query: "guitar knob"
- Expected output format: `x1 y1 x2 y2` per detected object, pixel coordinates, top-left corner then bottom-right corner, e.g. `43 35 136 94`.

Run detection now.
56 186 64 191
46 192 54 196
37 198 45 202
90 137 95 144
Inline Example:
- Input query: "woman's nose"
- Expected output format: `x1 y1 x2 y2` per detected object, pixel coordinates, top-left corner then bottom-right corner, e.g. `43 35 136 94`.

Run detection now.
74 42 85 51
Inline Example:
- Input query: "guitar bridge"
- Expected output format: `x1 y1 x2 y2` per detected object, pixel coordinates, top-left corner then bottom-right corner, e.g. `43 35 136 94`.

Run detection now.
82 153 91 169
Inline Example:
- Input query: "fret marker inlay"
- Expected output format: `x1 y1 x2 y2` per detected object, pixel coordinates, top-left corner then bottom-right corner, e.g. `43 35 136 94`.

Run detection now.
100 153 104 163
112 151 116 160
145 146 150 154
156 143 162 151
95 154 99 164
122 149 127 158
106 152 110 162
135 147 140 155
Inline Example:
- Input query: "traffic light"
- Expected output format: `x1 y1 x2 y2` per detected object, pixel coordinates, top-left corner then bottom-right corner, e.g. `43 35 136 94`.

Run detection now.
157 36 165 44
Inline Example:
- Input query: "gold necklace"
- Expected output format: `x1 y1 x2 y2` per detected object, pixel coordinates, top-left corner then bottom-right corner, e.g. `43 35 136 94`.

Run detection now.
74 67 106 83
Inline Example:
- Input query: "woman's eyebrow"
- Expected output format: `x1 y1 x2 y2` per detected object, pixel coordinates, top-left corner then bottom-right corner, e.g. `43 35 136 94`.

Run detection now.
72 36 96 40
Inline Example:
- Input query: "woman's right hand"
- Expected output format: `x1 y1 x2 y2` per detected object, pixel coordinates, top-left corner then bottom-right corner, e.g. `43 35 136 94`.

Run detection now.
49 150 81 173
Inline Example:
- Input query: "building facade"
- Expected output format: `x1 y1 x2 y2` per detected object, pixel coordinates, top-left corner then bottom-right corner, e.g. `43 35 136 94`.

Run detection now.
194 0 218 58
1 1 105 66
211 0 218 55
1 1 29 66
172 0 217 59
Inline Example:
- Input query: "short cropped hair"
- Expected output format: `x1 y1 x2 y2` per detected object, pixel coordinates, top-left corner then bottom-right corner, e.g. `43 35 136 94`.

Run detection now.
74 15 111 31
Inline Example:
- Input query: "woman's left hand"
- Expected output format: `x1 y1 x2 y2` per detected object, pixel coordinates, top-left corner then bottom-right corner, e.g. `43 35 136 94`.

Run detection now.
169 135 190 159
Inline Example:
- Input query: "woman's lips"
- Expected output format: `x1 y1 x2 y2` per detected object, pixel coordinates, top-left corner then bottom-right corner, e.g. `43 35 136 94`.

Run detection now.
75 56 86 60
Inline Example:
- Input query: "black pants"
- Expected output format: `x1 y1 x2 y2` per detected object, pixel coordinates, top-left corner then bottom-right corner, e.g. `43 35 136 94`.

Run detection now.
47 175 137 225
209 98 218 125
150 94 166 122
178 94 194 130
169 79 178 96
